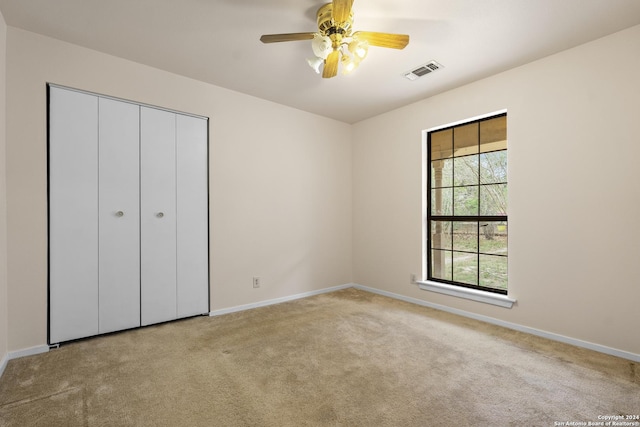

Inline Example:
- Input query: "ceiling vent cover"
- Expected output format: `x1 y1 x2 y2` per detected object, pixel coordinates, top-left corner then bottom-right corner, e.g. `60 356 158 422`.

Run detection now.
404 60 443 81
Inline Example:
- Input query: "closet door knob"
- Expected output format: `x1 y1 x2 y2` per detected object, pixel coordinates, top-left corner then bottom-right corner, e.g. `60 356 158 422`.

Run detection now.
156 212 164 218
116 211 124 217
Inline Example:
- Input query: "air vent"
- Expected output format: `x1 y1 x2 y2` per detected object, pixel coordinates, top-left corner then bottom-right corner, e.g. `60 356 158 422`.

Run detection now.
404 60 443 81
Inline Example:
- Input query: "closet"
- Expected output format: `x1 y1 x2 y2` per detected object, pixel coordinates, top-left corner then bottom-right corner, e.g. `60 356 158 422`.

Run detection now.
48 85 209 344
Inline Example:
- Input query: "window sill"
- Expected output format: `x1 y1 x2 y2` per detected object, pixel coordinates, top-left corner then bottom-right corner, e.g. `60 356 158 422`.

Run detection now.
417 281 516 308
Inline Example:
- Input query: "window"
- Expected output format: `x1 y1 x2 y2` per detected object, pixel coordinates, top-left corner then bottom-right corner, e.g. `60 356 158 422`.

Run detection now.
427 113 507 294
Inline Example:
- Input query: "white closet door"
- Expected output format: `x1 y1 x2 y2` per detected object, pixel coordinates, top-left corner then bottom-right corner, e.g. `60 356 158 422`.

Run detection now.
140 107 177 326
98 98 141 334
176 115 209 317
49 87 99 343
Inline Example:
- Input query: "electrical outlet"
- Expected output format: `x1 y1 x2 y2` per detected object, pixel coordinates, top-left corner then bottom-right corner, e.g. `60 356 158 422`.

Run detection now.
410 274 417 284
253 276 260 288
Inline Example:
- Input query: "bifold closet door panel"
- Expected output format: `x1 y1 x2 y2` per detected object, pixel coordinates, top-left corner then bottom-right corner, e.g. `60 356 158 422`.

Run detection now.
140 107 177 326
176 115 209 317
49 87 99 343
98 98 141 334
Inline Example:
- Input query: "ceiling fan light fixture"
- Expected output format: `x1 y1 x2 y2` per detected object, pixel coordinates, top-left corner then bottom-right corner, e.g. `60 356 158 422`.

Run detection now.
307 56 324 74
348 39 369 60
340 51 357 74
311 33 333 59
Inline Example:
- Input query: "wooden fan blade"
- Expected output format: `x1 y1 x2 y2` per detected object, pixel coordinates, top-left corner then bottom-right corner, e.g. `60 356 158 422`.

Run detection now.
332 0 354 24
322 50 340 79
352 31 409 49
260 33 315 43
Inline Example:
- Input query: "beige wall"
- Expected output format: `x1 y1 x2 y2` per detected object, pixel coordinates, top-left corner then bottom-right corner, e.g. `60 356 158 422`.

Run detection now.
353 24 640 356
0 9 8 363
5 28 352 351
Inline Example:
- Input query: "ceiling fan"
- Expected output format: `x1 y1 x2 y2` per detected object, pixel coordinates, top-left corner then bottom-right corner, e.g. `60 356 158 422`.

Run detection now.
260 0 409 78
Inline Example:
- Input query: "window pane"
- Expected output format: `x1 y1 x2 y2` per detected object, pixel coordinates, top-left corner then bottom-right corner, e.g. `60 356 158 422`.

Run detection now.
452 222 477 252
453 251 478 286
453 186 478 216
480 115 507 152
479 150 507 184
453 154 478 186
480 184 507 215
431 249 452 281
431 158 453 188
479 254 507 290
430 221 451 250
454 122 478 156
431 187 452 216
479 222 507 255
431 129 453 161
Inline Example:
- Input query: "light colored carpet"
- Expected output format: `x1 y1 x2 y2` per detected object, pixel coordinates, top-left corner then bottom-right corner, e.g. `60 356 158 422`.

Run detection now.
0 288 638 426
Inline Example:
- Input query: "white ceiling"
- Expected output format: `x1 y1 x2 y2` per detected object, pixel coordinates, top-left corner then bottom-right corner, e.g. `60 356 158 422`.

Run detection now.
1 0 640 123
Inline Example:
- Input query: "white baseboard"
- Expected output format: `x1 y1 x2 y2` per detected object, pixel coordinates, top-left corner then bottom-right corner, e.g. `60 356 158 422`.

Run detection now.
9 345 50 360
352 283 640 363
209 284 352 317
0 352 7 379
0 345 50 379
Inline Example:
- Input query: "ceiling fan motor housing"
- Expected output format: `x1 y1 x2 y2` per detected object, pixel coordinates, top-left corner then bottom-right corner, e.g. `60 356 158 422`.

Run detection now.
317 3 353 35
